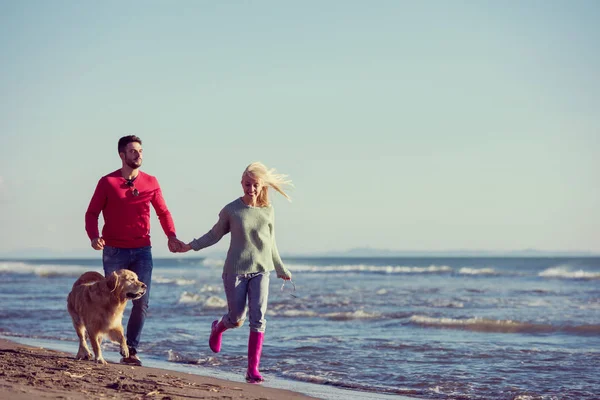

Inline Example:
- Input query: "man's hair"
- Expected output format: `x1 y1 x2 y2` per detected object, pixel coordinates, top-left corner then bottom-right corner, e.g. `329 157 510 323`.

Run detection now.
118 135 142 154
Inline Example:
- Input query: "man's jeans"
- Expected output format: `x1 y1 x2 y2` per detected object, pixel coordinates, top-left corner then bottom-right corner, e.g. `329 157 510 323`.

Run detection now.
102 245 153 354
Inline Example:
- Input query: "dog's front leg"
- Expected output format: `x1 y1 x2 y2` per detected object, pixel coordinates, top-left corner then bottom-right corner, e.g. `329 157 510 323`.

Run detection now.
109 327 129 359
90 332 107 365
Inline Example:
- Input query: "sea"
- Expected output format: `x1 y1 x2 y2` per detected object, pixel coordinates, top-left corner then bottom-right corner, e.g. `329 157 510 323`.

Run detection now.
1 256 599 400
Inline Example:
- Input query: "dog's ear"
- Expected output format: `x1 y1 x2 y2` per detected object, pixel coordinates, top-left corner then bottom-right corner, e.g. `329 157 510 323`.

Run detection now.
106 271 119 292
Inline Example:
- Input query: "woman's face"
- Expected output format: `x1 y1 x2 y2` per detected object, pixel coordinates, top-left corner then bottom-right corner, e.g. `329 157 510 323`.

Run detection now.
241 174 263 201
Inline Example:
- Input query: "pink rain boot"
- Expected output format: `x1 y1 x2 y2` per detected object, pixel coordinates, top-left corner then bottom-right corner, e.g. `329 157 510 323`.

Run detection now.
246 331 265 383
209 319 227 353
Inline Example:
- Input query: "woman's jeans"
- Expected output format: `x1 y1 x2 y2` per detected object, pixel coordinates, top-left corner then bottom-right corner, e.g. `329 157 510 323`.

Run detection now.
221 272 270 333
103 245 153 354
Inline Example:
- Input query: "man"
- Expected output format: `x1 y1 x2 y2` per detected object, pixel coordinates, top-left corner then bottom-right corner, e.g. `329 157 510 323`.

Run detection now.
85 135 184 366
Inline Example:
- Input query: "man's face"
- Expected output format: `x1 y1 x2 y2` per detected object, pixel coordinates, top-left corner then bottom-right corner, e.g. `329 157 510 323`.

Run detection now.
120 142 143 169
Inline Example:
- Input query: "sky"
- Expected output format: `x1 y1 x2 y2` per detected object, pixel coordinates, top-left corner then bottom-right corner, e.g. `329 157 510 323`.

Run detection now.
1 1 599 258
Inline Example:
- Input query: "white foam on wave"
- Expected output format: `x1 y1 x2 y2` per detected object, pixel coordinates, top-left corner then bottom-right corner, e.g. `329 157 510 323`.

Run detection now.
458 267 497 275
177 291 227 309
539 266 600 280
288 263 453 274
579 299 600 310
200 258 224 268
270 308 397 320
409 315 551 333
0 261 94 277
178 291 203 304
153 276 196 286
203 295 227 309
524 299 550 307
271 308 381 320
0 261 29 272
198 284 222 293
280 371 415 397
167 349 217 365
273 310 319 318
324 309 381 321
428 299 464 308
282 371 330 385
409 315 600 335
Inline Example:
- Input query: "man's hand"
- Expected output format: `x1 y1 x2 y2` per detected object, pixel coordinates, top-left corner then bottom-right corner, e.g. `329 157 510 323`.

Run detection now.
168 236 186 253
91 237 105 250
179 242 193 253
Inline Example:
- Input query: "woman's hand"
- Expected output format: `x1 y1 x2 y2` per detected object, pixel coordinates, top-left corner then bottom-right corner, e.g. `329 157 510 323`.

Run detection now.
277 272 292 280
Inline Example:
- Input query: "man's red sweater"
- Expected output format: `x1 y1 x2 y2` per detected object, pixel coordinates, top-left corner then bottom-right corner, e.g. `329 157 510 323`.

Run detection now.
85 169 176 248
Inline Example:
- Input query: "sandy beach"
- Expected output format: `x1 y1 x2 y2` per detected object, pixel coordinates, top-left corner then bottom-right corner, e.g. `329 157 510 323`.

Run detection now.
0 338 314 400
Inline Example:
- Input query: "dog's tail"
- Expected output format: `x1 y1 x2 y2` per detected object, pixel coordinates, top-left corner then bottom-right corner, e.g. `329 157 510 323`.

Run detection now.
72 271 105 289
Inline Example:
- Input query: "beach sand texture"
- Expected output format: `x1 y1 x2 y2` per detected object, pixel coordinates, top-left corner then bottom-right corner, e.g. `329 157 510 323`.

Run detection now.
0 338 314 400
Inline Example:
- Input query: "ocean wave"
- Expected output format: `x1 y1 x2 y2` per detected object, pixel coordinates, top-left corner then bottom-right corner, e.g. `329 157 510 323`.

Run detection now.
267 310 383 321
408 315 600 335
269 308 382 320
579 300 600 310
281 371 420 396
177 291 203 304
513 289 556 295
458 267 498 275
522 299 550 307
177 291 227 309
167 349 218 365
539 267 600 280
0 332 76 343
200 258 224 268
427 299 464 308
288 263 453 274
323 310 381 321
197 284 223 293
153 276 196 286
0 261 29 271
203 295 228 309
269 308 419 321
273 310 319 318
0 262 94 277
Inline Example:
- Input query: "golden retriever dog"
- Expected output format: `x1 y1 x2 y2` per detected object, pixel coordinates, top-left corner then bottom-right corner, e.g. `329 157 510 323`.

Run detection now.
67 269 147 364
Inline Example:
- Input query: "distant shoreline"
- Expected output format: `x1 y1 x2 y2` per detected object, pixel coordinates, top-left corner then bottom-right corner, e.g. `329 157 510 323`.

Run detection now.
1 253 599 261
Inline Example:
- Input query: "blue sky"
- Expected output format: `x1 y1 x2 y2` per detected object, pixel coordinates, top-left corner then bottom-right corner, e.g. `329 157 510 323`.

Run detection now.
1 1 598 257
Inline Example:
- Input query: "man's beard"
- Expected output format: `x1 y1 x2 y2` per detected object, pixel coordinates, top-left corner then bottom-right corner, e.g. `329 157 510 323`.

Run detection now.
126 159 142 169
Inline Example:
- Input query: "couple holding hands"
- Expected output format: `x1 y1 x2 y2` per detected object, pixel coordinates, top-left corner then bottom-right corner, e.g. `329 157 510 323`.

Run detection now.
85 135 293 383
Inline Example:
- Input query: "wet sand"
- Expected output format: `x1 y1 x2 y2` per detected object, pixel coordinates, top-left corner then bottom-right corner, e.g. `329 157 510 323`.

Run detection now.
0 338 315 400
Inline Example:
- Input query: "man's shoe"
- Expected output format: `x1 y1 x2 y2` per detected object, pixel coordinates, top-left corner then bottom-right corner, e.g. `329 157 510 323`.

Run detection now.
120 354 142 366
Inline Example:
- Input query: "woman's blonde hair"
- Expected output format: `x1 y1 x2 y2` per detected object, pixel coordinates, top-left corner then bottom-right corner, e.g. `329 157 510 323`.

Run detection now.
242 162 292 207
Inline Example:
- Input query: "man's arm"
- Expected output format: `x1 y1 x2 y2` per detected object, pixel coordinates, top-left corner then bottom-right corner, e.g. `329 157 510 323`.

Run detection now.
151 187 176 236
85 178 107 250
150 184 181 251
